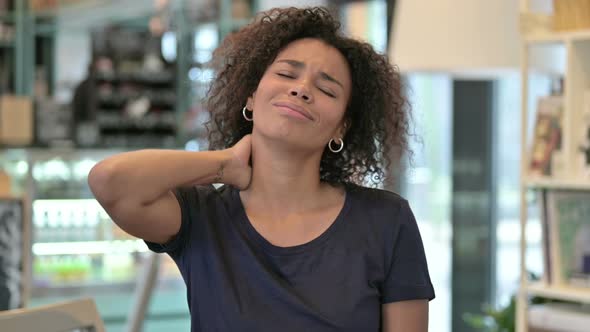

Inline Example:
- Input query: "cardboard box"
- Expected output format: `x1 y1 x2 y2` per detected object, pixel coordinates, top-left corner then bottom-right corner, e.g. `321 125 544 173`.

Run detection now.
0 95 33 145
553 0 590 31
0 170 11 196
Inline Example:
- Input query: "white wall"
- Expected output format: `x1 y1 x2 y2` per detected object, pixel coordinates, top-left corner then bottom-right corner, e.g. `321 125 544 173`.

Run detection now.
258 0 327 11
529 0 553 13
390 0 521 73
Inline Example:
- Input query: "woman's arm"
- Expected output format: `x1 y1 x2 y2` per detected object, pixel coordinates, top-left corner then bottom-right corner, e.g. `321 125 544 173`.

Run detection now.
88 135 251 244
381 300 429 332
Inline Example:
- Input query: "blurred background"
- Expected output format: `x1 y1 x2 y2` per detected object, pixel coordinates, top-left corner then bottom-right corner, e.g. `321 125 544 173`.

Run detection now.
1 1 589 332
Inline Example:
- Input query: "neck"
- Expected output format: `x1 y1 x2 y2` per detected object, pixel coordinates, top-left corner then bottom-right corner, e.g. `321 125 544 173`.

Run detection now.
240 133 328 215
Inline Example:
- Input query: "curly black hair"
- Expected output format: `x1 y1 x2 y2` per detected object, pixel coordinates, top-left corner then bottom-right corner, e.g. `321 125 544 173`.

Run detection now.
206 6 411 187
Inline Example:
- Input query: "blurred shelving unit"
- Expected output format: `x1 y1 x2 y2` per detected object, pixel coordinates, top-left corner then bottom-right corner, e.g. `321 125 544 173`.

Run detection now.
517 1 590 331
1 0 261 151
523 177 590 191
0 0 25 95
1 1 261 331
526 282 590 304
0 147 188 331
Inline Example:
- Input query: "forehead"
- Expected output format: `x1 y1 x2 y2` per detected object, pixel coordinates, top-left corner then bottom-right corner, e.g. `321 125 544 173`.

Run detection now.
273 38 350 80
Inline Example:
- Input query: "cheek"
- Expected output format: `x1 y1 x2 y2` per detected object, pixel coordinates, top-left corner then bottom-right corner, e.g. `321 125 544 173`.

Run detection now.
253 79 279 108
321 103 347 126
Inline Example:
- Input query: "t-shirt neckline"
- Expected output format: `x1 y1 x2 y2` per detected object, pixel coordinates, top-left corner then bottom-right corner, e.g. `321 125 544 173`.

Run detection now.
230 185 352 256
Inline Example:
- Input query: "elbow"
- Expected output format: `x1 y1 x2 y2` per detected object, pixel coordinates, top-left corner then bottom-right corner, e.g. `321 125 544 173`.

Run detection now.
88 160 118 207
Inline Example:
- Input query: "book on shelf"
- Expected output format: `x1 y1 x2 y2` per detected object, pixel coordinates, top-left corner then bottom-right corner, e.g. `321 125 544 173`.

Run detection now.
544 190 590 288
529 95 564 178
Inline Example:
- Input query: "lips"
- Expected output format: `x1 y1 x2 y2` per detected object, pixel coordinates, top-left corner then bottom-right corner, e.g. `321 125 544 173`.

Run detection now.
273 101 314 121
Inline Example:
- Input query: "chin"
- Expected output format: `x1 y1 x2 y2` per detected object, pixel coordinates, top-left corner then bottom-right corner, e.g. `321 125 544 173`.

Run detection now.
256 117 295 138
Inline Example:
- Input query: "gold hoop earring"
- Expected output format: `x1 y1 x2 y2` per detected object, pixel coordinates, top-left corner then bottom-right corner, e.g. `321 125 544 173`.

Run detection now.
328 138 344 153
242 106 253 122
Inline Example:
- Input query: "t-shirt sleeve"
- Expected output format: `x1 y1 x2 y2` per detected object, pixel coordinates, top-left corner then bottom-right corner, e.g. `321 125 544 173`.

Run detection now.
144 185 200 258
381 199 435 303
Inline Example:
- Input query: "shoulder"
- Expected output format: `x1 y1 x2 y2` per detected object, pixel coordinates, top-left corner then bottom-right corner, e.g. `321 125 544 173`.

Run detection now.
347 184 409 216
344 184 418 240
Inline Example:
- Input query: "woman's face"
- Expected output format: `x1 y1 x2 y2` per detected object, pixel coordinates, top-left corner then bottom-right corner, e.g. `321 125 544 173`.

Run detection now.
247 38 352 153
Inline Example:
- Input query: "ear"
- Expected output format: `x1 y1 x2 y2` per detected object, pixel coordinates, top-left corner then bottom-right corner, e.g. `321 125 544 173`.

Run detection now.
246 92 256 111
338 118 350 138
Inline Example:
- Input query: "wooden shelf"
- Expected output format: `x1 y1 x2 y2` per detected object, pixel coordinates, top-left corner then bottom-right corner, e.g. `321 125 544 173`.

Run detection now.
524 32 568 44
527 282 590 303
0 194 23 200
525 29 590 44
523 177 590 190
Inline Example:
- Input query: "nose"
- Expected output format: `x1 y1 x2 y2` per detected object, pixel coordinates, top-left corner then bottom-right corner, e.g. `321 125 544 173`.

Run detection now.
288 83 313 103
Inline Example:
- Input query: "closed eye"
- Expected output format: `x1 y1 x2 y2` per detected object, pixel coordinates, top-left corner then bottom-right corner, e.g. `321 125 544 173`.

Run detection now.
277 72 295 79
319 88 336 98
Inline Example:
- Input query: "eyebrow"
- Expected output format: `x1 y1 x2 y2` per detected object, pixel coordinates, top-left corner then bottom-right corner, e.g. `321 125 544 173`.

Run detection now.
276 59 344 89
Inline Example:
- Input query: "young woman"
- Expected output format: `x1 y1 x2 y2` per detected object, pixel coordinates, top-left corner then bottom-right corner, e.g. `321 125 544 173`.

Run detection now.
88 7 435 332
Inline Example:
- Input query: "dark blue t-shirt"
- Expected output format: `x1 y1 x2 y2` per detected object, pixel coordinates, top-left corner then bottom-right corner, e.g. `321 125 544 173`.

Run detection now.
146 184 435 331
